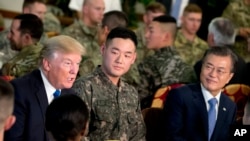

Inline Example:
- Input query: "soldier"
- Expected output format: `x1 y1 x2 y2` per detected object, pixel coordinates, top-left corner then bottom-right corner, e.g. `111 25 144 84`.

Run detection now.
135 2 166 64
73 27 146 141
174 4 208 66
1 14 43 78
222 0 250 62
0 0 47 68
78 10 129 77
62 0 105 59
138 15 196 109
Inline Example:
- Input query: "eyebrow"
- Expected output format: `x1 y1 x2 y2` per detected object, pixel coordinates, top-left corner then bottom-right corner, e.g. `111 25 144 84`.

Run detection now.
111 47 134 54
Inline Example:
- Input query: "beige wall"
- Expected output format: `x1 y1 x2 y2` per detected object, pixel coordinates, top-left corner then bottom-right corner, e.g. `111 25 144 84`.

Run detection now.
0 0 23 28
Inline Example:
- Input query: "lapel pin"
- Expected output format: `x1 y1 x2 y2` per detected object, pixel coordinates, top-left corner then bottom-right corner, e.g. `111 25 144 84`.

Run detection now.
223 107 226 111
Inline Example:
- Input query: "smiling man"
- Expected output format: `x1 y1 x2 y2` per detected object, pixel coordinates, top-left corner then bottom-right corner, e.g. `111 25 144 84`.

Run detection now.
4 35 85 141
164 47 237 141
73 27 146 141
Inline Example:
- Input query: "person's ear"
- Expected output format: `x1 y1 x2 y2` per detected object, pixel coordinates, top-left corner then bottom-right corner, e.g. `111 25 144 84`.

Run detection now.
207 33 215 47
103 26 109 36
101 44 106 55
42 58 51 71
4 115 16 131
22 33 32 44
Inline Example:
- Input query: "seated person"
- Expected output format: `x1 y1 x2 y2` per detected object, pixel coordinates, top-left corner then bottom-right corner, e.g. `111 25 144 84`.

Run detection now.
194 17 248 85
138 15 196 109
1 14 43 78
45 94 89 141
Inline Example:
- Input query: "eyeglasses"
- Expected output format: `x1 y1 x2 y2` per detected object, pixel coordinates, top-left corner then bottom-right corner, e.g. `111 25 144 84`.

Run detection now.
203 64 231 75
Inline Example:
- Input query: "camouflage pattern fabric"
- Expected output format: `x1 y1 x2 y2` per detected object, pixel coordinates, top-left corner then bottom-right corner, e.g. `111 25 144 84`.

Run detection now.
0 29 47 68
62 19 100 58
138 47 196 100
174 29 209 66
73 66 146 141
43 12 61 34
1 43 43 78
135 25 155 64
222 0 250 62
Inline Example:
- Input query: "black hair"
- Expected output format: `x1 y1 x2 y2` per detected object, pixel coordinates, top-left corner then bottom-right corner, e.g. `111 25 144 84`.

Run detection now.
106 27 137 47
45 94 89 141
201 47 238 73
14 14 43 41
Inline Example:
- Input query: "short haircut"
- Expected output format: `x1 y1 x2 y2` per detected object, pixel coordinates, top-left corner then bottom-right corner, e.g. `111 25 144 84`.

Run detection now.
14 13 43 41
106 27 137 48
0 78 14 128
146 2 166 14
183 3 202 14
45 94 89 141
201 47 238 73
153 15 177 38
22 0 45 9
39 35 86 66
208 17 236 46
102 10 128 30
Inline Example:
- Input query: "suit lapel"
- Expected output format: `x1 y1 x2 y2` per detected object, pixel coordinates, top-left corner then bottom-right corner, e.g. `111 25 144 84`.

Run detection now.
31 70 49 120
212 94 228 139
192 84 209 139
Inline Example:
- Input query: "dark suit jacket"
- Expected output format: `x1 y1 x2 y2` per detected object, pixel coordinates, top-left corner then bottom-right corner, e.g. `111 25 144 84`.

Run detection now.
164 83 236 141
4 69 75 141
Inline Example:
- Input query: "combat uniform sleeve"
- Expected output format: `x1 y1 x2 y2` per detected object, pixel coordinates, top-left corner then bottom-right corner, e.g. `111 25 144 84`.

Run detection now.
72 78 92 110
134 100 146 141
137 61 155 100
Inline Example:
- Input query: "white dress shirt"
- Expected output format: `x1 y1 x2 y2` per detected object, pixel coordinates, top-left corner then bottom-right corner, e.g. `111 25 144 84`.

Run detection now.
201 83 221 119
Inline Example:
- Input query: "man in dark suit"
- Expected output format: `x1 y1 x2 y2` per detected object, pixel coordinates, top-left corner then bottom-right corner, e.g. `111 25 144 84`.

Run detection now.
164 47 237 141
4 35 86 141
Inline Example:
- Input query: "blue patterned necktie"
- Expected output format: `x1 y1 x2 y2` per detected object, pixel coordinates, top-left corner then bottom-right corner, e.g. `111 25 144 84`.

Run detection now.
53 89 61 99
208 98 217 140
170 0 182 21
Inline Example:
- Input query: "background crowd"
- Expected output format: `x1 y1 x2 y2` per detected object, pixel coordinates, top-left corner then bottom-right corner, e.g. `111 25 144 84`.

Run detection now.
0 0 250 141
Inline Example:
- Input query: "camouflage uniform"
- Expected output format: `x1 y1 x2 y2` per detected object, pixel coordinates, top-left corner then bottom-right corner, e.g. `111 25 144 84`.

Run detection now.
73 66 146 141
62 19 100 58
222 0 250 62
138 47 196 101
0 29 47 68
174 29 209 66
1 43 43 78
43 12 61 34
135 25 155 64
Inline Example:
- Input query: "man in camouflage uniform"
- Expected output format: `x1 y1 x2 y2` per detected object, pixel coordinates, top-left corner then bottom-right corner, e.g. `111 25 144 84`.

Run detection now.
138 15 196 109
73 27 146 141
0 0 47 68
79 10 129 76
1 14 43 78
222 0 250 62
135 2 166 64
174 4 208 66
62 0 105 61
